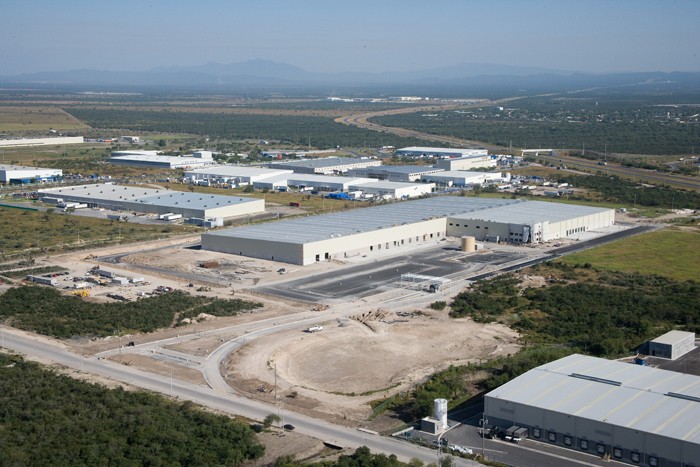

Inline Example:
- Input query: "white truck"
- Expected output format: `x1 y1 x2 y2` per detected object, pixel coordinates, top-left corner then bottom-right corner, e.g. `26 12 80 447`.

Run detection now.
307 325 323 333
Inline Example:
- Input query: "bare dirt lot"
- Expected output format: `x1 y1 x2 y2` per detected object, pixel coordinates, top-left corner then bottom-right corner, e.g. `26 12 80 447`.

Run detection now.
224 306 519 425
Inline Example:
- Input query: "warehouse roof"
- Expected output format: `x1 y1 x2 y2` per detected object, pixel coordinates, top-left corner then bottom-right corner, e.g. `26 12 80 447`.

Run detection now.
40 184 259 209
422 171 493 179
0 164 61 171
450 200 610 224
361 165 444 174
348 181 432 189
270 157 375 169
205 197 523 244
397 146 486 154
486 354 700 444
185 166 292 178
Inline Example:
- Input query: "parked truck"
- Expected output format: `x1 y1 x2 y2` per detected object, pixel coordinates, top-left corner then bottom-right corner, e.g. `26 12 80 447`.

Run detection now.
307 325 323 333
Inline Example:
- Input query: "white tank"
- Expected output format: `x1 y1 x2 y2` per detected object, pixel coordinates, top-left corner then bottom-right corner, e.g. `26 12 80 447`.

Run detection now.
434 398 448 430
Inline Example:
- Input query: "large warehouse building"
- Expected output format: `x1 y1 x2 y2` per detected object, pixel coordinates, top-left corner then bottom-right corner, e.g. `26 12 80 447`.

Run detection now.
0 136 84 148
394 146 487 158
0 164 63 184
435 155 497 170
267 157 381 174
485 354 700 466
346 165 444 182
202 197 614 265
447 201 615 243
110 150 216 169
39 183 264 219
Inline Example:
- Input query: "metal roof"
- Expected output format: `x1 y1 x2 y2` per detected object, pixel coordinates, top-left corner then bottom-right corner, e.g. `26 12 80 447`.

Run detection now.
40 183 259 209
0 164 61 171
348 181 431 189
269 157 374 169
397 146 486 154
486 354 700 444
185 166 292 178
651 330 696 345
360 166 444 175
205 196 523 244
450 200 610 224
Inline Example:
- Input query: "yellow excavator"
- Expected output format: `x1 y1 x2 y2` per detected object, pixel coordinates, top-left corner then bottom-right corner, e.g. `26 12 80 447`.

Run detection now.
72 289 90 298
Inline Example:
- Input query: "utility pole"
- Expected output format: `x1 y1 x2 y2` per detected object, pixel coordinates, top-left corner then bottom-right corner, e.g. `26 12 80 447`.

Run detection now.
480 413 489 460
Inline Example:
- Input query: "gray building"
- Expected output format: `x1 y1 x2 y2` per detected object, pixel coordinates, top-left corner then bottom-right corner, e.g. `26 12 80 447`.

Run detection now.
202 197 615 265
485 354 700 467
346 165 444 182
648 331 696 360
267 157 381 174
39 183 264 220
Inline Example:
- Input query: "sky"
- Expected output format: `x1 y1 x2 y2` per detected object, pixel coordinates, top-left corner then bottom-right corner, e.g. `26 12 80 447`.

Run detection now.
2 0 699 76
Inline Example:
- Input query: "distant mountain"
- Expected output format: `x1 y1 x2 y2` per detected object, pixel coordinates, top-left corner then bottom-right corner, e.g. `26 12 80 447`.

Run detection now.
2 60 699 94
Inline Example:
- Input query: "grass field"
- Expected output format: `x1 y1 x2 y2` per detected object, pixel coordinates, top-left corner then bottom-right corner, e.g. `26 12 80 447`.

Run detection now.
0 106 89 132
562 228 700 281
0 206 197 257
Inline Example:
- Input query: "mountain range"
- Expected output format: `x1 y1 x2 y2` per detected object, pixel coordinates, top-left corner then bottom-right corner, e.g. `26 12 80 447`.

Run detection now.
2 60 699 94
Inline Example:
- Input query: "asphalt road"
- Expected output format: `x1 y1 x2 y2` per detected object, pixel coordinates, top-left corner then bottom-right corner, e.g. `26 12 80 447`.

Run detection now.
1 330 477 466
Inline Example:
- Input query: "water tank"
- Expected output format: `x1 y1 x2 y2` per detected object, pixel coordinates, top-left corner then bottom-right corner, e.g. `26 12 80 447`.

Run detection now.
434 398 448 430
461 236 476 252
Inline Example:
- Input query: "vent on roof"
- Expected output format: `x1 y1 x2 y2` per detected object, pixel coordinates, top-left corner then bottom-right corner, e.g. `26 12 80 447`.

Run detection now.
570 373 621 387
666 392 700 403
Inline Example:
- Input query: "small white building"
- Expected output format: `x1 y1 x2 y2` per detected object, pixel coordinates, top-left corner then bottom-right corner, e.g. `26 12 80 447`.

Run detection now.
348 181 435 199
0 164 63 184
648 331 696 360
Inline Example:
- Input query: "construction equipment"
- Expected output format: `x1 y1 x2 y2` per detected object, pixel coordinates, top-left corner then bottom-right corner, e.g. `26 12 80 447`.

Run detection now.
72 289 90 298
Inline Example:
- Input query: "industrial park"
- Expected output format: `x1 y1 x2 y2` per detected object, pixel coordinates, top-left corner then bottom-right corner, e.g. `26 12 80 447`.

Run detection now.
1 45 699 466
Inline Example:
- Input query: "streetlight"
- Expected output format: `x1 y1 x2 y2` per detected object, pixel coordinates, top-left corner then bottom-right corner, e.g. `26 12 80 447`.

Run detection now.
480 413 489 460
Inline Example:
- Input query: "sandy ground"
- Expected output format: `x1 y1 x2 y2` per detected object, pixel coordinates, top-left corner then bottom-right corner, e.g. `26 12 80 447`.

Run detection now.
223 305 519 426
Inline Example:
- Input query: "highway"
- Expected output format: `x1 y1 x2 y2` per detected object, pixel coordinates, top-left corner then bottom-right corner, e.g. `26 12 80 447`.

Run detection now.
1 329 477 466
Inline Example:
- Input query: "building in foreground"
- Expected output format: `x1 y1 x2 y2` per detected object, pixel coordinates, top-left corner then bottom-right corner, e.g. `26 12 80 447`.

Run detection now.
39 183 263 220
202 197 614 265
0 164 63 184
421 171 505 187
485 353 700 466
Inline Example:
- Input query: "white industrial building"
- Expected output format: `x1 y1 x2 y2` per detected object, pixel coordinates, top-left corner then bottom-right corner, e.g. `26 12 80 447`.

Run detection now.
436 155 497 171
447 201 615 243
485 354 700 466
395 146 487 158
109 150 216 169
185 166 294 186
202 197 614 265
39 183 264 220
648 331 696 360
347 181 435 199
347 165 444 182
0 164 63 184
421 171 506 187
267 157 381 174
0 136 84 148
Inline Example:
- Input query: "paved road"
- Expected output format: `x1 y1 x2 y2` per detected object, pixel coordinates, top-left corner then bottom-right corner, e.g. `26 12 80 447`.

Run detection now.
1 330 477 466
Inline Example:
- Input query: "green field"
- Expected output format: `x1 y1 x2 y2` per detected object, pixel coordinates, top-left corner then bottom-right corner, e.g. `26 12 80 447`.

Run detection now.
562 228 700 281
0 206 197 257
0 106 89 132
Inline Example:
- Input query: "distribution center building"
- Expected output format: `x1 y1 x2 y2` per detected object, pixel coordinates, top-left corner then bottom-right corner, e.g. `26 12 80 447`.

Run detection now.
39 183 264 219
447 200 615 243
0 164 63 184
485 354 700 466
267 157 381 174
394 146 487 158
202 197 614 265
346 165 444 182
